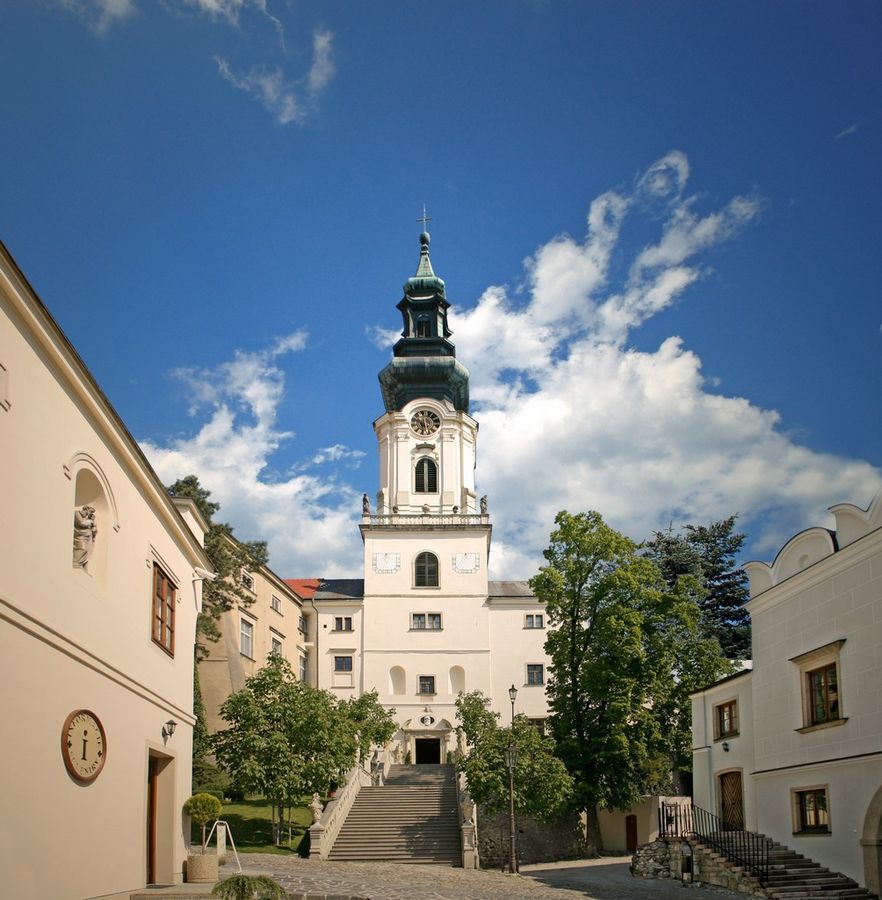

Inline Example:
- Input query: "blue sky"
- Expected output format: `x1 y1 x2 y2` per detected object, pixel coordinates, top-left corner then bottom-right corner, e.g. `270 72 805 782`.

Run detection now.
2 0 880 579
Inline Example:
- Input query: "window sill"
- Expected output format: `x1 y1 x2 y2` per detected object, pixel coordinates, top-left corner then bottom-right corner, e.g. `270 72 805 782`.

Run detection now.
413 586 441 590
151 638 174 658
331 629 354 633
524 683 544 688
793 830 831 836
715 733 739 742
410 628 443 632
524 627 546 631
796 717 848 735
270 608 283 616
240 652 255 661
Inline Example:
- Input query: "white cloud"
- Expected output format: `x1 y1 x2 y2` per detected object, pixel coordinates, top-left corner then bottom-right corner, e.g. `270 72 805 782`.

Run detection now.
308 29 335 95
215 57 302 124
834 121 861 141
141 332 365 577
59 0 135 33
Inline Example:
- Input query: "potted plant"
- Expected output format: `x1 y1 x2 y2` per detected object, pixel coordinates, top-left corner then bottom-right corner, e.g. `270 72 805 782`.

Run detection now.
184 792 222 883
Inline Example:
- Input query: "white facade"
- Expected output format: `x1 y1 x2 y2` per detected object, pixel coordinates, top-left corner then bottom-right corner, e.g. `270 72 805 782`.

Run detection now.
692 489 882 892
0 242 212 897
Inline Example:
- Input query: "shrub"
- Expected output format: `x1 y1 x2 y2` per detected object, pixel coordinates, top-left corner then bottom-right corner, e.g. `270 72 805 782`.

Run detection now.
211 873 290 899
184 792 223 851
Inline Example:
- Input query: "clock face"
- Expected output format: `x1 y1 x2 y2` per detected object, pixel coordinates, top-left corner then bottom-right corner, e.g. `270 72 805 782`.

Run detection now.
410 409 441 436
61 709 107 783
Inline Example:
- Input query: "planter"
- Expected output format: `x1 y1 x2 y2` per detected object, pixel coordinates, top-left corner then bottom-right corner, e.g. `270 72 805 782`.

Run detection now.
186 852 218 883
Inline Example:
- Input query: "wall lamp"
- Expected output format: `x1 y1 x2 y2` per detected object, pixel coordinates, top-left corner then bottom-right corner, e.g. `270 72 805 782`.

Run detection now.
162 719 178 739
722 741 730 753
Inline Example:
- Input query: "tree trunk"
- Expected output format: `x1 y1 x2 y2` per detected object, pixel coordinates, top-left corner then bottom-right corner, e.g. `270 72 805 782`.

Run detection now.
274 799 285 845
585 805 603 857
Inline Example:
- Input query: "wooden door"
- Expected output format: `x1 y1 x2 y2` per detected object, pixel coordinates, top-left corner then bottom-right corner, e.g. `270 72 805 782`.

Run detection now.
626 814 638 851
719 771 744 829
146 757 158 884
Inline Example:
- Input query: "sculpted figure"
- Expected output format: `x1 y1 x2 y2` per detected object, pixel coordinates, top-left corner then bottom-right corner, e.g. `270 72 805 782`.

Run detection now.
308 793 324 823
480 495 488 515
73 505 97 570
362 493 370 515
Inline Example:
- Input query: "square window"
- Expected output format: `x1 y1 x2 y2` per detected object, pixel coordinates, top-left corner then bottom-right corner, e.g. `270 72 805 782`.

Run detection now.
241 571 254 591
715 700 739 739
411 613 426 630
240 618 254 658
271 594 282 614
528 718 548 734
334 655 353 672
525 613 544 629
271 636 282 656
794 787 830 833
334 616 353 632
418 675 436 695
151 563 176 656
526 664 544 686
427 613 442 630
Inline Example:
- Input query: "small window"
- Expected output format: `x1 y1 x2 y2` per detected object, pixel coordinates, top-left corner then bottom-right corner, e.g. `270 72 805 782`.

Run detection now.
334 616 353 632
241 571 254 591
334 655 353 672
526 664 544 686
415 552 439 587
411 613 442 630
716 700 739 739
271 636 283 656
795 788 830 833
299 654 308 684
415 458 438 493
299 614 307 633
528 718 548 735
525 613 544 629
240 618 254 658
418 675 436 695
271 594 282 614
151 563 176 656
415 316 432 338
808 664 839 725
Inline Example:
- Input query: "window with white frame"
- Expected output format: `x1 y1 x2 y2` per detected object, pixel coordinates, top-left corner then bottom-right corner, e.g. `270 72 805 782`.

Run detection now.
411 612 442 630
270 635 283 656
526 663 544 686
334 655 353 672
525 613 544 629
299 653 308 684
334 616 353 632
240 617 254 658
270 594 282 614
418 674 436 695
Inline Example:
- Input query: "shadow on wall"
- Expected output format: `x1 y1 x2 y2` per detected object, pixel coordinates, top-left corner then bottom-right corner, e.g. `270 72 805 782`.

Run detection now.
477 805 586 868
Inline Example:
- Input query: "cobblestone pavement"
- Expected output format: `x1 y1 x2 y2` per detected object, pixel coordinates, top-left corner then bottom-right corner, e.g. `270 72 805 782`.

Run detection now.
220 854 742 900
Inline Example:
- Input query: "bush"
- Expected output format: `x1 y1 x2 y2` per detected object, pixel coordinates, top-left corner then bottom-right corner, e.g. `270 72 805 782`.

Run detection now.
184 792 223 851
211 873 290 899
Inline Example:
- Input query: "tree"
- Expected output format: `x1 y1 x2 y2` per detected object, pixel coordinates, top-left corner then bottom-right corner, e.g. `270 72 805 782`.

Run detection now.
338 690 397 765
166 475 268 644
530 511 730 853
184 792 223 852
212 655 357 843
454 691 573 823
643 516 750 658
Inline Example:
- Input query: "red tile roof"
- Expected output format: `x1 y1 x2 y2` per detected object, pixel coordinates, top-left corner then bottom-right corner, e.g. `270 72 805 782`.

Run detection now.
283 578 322 600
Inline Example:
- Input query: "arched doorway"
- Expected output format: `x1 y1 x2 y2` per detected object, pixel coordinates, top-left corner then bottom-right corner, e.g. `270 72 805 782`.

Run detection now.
862 784 882 894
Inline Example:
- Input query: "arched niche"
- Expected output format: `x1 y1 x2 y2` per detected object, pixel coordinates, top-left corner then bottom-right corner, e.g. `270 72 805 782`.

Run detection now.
389 666 406 696
862 784 882 895
449 665 465 695
66 452 118 585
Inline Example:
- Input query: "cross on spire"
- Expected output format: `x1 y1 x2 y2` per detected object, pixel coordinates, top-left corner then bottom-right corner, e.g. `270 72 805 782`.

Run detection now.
417 204 432 234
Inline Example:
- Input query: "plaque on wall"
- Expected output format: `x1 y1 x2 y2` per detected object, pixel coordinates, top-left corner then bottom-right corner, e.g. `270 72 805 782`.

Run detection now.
452 553 480 574
61 709 107 783
372 552 401 574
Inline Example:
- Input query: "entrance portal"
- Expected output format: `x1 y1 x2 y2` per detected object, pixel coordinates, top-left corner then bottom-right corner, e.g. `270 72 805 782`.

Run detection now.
719 771 744 829
415 738 441 764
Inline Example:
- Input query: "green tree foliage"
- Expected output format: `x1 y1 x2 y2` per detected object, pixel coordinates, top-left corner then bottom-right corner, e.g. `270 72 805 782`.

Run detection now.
213 656 375 843
338 690 397 764
166 475 268 643
643 516 750 658
530 511 730 852
184 792 223 851
454 691 573 823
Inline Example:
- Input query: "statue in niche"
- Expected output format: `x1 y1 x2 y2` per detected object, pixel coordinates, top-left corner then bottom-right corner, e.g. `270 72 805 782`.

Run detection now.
480 495 488 515
362 493 370 515
73 505 98 570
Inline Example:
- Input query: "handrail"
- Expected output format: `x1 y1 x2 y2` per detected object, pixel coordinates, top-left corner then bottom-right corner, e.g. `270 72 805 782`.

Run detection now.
204 819 242 872
309 763 372 860
363 513 489 527
658 802 769 884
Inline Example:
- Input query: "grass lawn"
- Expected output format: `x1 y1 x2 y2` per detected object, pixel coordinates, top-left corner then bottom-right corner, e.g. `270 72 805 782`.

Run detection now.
192 797 314 855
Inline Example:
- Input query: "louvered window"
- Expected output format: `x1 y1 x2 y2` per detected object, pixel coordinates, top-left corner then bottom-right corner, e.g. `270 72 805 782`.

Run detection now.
415 458 437 493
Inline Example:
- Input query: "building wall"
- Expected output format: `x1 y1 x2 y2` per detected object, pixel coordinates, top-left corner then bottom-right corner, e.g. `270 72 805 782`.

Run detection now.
0 245 208 898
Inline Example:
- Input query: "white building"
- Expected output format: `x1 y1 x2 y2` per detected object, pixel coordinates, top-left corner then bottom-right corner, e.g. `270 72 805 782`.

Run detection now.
301 232 551 761
0 241 212 897
692 489 882 892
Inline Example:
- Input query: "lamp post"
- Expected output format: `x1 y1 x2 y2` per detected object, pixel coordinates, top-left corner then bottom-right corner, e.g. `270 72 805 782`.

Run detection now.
505 684 519 874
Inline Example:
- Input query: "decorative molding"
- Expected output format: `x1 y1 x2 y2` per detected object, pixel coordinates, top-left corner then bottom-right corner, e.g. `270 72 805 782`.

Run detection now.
452 553 480 574
64 451 121 532
372 552 401 574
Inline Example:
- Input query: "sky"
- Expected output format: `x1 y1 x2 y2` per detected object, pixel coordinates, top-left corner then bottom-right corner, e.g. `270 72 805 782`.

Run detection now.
2 0 881 580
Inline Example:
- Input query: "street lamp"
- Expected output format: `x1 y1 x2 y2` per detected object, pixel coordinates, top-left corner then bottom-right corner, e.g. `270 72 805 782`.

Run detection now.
505 684 519 873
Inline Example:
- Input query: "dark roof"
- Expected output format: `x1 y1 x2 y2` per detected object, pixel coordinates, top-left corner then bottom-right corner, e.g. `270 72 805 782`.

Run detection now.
314 579 365 601
488 580 535 599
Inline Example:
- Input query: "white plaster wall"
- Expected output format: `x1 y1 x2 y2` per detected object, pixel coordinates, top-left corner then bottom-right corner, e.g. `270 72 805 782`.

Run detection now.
313 602 364 699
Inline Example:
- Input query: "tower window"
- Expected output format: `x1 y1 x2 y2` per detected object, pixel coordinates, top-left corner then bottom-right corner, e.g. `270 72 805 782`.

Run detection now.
415 458 437 493
415 552 439 588
415 316 432 338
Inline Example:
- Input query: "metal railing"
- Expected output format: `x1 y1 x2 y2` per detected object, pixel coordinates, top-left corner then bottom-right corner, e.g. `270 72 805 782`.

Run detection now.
658 802 769 885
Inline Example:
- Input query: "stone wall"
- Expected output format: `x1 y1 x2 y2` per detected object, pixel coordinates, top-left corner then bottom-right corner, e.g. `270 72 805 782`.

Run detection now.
477 805 585 868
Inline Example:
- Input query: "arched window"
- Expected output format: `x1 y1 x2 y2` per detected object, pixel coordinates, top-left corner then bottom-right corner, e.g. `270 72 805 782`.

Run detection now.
415 458 437 493
415 552 439 588
415 316 432 338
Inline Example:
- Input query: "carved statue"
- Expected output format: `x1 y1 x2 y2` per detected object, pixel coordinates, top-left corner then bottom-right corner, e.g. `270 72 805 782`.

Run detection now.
73 505 98 570
460 787 475 825
480 495 488 515
308 792 324 823
362 493 370 515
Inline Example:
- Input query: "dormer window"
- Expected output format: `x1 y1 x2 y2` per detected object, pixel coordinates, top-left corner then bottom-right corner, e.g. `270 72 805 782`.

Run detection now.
415 457 437 493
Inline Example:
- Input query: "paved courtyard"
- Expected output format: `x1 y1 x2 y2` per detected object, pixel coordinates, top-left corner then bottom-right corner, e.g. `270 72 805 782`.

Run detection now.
216 853 742 900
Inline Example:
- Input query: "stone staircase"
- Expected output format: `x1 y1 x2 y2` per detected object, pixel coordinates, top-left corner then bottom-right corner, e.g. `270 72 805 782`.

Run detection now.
327 763 461 865
696 833 878 899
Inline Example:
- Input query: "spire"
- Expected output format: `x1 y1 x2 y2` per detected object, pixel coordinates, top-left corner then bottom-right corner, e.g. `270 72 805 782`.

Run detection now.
414 230 436 279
